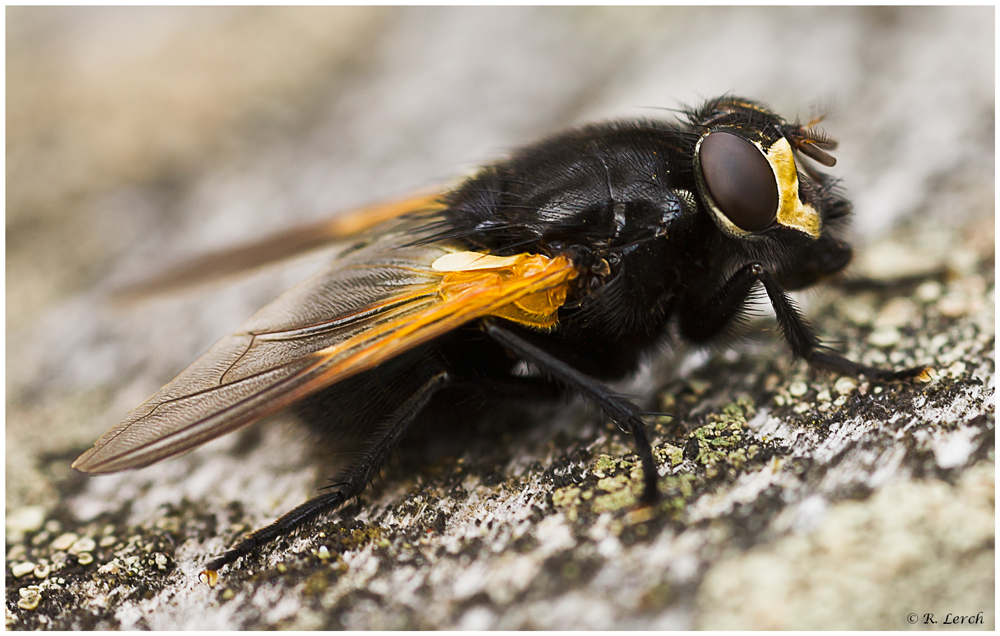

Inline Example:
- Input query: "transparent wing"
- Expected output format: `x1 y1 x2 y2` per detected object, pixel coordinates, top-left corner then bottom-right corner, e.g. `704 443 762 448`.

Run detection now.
113 188 446 301
75 220 578 474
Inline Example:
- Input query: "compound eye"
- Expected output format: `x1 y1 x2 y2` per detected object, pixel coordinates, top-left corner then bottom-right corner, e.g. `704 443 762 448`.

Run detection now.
699 132 779 232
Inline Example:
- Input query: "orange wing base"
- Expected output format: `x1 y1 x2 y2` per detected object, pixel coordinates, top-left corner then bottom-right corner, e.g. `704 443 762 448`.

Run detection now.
278 252 578 410
74 250 578 474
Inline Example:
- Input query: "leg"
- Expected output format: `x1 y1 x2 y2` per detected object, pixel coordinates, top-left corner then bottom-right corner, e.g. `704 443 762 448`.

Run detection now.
203 370 451 575
681 263 929 382
447 374 563 403
482 321 659 504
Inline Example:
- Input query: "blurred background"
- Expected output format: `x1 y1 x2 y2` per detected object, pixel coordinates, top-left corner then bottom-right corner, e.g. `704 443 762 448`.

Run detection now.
6 6 994 628
8 7 993 328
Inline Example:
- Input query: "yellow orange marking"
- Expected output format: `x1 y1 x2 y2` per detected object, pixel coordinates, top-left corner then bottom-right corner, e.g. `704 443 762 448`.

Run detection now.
282 253 578 406
324 190 444 237
767 137 821 239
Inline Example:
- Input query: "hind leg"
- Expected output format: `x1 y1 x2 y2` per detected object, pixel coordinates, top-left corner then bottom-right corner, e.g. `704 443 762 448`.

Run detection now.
203 368 452 575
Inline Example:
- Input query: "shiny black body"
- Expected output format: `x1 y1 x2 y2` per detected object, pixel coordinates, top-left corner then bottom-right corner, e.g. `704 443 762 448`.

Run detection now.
432 113 847 379
205 97 925 574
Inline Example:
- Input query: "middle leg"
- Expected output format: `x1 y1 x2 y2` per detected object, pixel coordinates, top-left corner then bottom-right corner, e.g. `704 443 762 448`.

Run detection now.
482 320 660 504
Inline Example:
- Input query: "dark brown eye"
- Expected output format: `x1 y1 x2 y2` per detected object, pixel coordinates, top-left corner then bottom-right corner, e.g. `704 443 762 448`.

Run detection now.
699 132 778 232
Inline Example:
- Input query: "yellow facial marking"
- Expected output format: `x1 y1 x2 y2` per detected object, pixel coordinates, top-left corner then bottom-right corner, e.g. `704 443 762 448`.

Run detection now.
766 137 821 239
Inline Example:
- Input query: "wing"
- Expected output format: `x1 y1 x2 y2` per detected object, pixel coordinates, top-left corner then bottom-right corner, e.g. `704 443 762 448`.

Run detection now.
112 187 447 301
74 219 578 474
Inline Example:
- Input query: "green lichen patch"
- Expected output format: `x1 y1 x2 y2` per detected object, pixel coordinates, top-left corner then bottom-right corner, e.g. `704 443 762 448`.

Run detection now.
591 484 638 514
590 454 617 478
541 396 786 536
679 397 769 477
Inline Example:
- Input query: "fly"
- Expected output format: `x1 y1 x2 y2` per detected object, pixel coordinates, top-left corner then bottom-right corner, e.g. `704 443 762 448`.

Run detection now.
73 96 930 580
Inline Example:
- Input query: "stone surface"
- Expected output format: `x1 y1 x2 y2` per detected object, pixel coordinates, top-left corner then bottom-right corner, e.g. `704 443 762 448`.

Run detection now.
6 7 994 631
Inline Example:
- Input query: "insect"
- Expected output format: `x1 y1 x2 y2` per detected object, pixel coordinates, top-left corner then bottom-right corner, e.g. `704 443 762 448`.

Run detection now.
74 96 929 578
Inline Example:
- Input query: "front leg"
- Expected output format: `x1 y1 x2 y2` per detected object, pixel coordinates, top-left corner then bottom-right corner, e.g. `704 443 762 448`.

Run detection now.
681 263 930 382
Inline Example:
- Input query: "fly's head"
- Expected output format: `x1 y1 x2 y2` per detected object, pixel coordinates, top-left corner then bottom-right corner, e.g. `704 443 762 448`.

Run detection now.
689 96 854 290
